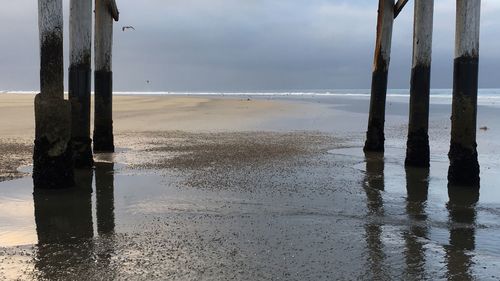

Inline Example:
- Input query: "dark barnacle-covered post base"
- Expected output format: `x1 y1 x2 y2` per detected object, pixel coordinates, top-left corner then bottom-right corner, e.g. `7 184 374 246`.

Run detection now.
33 96 74 189
34 0 74 189
93 70 115 152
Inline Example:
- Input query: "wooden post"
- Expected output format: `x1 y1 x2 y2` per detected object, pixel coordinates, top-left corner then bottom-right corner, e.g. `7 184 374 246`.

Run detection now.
405 0 434 167
34 0 74 189
69 0 93 168
364 0 395 152
94 0 119 152
448 0 481 187
394 0 410 19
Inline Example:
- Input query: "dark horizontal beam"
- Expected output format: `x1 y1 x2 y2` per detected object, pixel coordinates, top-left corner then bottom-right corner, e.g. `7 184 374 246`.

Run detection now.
394 0 409 19
107 0 119 21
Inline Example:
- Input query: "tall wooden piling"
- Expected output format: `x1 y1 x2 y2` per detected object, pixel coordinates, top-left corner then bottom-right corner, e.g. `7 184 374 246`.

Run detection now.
94 0 119 152
364 0 395 152
34 0 74 189
405 0 434 167
448 0 481 187
69 0 93 167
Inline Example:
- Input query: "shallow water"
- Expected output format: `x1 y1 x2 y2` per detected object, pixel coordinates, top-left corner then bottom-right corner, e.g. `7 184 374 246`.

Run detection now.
1 95 500 280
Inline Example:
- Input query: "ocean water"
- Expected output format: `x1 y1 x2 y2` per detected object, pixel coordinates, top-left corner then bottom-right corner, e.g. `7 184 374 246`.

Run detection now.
4 88 500 108
2 88 500 98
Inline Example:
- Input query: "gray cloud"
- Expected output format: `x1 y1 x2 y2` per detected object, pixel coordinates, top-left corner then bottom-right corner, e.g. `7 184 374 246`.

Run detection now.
1 0 499 91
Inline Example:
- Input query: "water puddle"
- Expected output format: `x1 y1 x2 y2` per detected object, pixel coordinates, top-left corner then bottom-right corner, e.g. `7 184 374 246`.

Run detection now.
0 145 499 280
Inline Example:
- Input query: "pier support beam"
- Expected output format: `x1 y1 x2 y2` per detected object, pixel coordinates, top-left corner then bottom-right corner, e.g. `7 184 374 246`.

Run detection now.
364 0 395 152
405 0 434 167
69 0 93 168
94 0 119 153
34 0 74 189
448 0 481 187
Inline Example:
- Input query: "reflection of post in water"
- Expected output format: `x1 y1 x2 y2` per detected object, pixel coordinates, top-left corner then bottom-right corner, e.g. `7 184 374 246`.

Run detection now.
403 167 429 279
363 151 387 280
445 188 479 281
364 152 385 212
94 161 116 279
33 169 94 279
95 162 115 235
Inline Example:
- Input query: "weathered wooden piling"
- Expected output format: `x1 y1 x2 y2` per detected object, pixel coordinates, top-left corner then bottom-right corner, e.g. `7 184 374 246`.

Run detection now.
94 0 119 152
448 0 481 187
394 0 409 19
405 0 434 167
34 0 74 189
69 0 93 168
364 0 395 152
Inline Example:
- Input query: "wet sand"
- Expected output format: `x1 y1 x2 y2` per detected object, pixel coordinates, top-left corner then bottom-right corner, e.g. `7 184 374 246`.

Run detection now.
1 93 500 280
0 93 306 181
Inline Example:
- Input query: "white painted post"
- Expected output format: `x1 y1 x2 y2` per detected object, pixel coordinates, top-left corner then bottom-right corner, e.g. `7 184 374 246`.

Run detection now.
94 0 119 152
405 0 434 167
448 0 481 187
69 0 93 167
364 0 395 152
34 0 74 189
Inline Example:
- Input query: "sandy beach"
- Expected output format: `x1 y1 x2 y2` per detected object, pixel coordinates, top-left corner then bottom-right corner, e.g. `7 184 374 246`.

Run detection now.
0 93 310 181
1 93 500 280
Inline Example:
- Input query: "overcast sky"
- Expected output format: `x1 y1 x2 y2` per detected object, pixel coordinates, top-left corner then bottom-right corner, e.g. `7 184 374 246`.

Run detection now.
1 0 500 92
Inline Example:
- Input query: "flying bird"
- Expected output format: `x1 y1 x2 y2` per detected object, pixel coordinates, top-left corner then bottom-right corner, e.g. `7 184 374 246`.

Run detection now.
122 26 135 32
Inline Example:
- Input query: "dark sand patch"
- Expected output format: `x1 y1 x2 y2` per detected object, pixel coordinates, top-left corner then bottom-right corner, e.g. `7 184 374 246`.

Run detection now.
131 131 336 167
0 139 32 182
119 131 341 191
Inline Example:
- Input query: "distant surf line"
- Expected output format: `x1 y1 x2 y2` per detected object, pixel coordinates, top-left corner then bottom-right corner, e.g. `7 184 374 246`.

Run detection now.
3 89 500 100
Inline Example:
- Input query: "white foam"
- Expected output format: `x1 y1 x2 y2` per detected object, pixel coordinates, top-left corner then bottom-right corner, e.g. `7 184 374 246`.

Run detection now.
2 89 500 104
